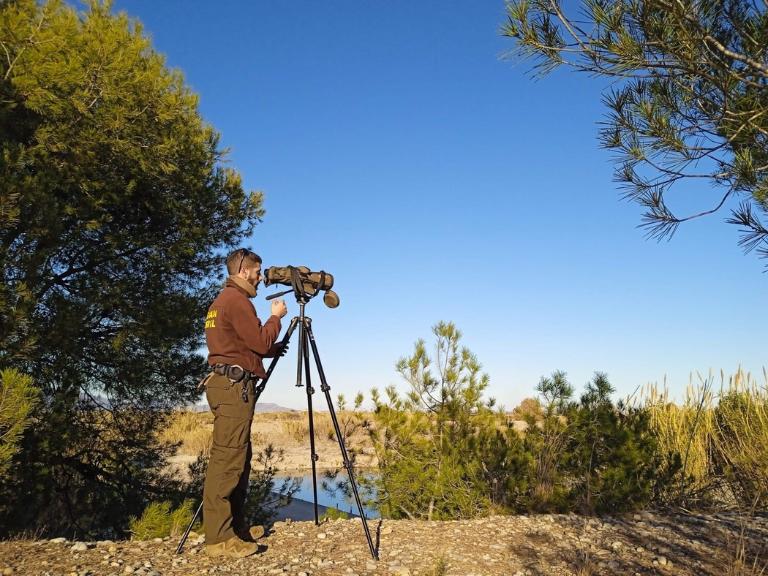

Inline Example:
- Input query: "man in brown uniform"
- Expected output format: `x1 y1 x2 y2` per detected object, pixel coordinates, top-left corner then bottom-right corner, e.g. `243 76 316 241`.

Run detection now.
203 248 288 558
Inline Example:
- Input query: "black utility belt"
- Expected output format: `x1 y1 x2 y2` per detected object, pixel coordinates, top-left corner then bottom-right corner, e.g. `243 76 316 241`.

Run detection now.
212 363 257 383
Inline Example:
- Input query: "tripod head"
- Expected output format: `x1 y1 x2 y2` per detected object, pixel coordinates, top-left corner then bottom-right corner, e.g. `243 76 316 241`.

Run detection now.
264 265 340 308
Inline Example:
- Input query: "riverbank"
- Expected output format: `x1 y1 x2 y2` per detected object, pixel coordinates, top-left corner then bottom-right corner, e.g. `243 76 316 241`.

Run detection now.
163 410 377 475
2 511 766 576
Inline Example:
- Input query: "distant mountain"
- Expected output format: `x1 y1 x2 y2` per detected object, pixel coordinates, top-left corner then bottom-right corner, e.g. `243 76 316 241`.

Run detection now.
189 400 296 413
255 402 297 413
189 401 296 413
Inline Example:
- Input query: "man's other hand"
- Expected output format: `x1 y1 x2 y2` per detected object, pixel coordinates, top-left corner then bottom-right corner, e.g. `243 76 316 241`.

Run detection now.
271 299 288 318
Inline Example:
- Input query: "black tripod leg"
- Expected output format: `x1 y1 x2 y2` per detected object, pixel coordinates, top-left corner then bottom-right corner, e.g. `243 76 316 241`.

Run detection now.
256 316 299 403
301 322 320 525
176 500 203 554
304 320 379 560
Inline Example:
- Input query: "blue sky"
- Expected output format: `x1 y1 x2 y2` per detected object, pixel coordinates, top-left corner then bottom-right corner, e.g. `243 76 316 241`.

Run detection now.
113 0 765 410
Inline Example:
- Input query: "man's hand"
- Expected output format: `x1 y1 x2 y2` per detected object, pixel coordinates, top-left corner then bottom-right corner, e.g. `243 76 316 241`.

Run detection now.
271 299 288 318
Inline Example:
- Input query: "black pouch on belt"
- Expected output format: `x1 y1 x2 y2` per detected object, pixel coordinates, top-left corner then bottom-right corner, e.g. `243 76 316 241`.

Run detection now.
226 365 246 383
213 363 246 383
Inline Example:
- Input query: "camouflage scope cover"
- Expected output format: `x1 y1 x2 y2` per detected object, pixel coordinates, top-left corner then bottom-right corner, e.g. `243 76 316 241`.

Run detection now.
263 265 339 308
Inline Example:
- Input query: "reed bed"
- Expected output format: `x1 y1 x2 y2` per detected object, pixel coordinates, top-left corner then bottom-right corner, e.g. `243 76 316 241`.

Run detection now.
641 375 716 501
639 368 768 507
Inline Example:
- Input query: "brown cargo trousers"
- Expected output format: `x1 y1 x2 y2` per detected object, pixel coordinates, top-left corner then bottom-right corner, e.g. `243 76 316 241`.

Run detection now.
203 373 256 545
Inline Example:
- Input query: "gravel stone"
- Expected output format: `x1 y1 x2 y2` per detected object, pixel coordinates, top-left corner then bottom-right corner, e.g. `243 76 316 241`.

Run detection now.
1 512 765 575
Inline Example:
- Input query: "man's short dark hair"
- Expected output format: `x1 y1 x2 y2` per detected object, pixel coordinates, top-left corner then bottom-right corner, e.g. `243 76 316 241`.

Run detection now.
226 248 262 275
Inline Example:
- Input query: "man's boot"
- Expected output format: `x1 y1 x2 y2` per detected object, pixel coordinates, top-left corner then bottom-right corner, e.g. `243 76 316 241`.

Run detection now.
204 536 258 558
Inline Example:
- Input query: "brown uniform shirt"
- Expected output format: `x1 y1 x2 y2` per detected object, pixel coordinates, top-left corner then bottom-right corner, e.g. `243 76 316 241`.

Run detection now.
205 279 281 377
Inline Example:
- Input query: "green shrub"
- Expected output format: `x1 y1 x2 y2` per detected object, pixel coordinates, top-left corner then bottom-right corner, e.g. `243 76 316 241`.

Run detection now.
476 424 534 512
320 507 350 521
565 374 671 513
480 371 675 514
129 499 196 540
369 322 495 520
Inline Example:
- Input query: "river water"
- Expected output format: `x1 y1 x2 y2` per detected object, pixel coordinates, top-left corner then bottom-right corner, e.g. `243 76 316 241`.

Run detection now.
274 470 380 519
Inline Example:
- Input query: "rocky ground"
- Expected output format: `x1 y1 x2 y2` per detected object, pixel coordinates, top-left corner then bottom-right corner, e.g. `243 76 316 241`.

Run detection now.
2 511 767 576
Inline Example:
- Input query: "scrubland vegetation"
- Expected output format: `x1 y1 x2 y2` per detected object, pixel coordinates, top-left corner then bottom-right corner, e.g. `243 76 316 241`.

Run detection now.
364 324 768 520
151 324 768 529
3 321 766 544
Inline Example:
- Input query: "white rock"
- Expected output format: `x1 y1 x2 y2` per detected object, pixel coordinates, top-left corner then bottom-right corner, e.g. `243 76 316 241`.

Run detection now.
70 542 89 552
51 537 68 544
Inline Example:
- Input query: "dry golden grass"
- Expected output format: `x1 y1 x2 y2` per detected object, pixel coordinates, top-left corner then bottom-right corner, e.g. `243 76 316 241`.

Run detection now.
724 538 768 576
160 409 373 461
641 374 716 498
721 504 768 576
159 410 213 457
711 370 768 506
282 412 337 442
639 367 768 505
572 550 595 576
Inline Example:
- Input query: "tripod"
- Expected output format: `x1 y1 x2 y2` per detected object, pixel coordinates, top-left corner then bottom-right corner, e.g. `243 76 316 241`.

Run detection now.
177 277 378 561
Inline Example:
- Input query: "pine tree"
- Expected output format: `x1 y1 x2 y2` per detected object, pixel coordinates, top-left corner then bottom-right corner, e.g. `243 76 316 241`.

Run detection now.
504 0 768 265
0 369 40 478
369 322 495 520
0 0 262 536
